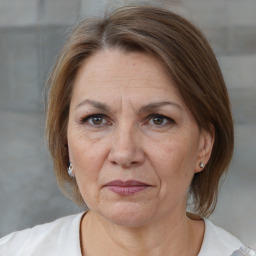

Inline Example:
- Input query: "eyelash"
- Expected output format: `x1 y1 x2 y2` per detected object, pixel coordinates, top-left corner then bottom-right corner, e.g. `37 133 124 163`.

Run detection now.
79 114 108 126
79 114 175 127
146 114 175 127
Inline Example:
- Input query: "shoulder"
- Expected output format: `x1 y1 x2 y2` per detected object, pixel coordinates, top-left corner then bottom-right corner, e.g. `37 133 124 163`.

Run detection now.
0 212 84 256
198 218 256 256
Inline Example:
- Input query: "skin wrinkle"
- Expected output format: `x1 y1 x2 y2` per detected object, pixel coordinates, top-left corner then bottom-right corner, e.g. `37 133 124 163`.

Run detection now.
68 49 213 255
76 99 183 115
43 7 235 253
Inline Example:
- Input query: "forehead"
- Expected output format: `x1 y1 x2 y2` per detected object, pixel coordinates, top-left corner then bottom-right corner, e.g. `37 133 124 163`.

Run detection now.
72 49 183 104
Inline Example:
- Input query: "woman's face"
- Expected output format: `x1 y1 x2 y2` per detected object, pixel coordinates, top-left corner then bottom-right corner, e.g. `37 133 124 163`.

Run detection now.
67 49 213 227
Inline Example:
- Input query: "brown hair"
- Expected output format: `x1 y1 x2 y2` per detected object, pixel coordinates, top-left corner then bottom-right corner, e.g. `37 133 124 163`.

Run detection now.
46 5 234 217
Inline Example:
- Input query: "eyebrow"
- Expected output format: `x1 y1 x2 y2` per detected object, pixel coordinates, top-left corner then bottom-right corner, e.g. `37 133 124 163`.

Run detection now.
76 99 111 111
138 101 183 114
76 99 182 112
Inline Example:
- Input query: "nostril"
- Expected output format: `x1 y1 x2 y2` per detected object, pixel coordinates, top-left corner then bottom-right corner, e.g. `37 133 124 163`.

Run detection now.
110 159 118 165
110 158 139 169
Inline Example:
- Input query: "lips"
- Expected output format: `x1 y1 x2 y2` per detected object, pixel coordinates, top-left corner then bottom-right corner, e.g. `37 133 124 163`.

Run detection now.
106 180 148 187
104 180 150 196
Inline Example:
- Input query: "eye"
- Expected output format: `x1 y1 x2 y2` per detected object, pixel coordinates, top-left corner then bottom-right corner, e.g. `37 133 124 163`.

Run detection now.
148 114 174 126
80 114 108 126
90 116 105 125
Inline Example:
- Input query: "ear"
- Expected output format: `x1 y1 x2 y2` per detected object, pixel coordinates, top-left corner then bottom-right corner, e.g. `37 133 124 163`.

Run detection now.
195 125 215 173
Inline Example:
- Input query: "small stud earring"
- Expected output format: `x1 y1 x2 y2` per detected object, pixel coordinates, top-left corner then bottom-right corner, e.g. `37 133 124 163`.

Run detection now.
68 162 75 178
199 162 205 168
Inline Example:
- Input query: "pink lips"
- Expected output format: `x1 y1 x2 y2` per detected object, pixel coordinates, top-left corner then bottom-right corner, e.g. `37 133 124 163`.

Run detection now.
104 180 150 196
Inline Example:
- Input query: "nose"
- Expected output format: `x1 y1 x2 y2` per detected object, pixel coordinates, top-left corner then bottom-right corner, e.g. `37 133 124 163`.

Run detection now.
108 124 145 168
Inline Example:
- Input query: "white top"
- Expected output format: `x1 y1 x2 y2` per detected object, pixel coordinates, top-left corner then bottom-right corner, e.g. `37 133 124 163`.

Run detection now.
0 212 255 256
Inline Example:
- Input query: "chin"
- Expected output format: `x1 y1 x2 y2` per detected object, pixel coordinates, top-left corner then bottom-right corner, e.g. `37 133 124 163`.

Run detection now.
99 202 155 228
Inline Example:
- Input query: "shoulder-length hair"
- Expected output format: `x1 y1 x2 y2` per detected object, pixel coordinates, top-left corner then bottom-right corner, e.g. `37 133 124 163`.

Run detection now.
46 5 233 217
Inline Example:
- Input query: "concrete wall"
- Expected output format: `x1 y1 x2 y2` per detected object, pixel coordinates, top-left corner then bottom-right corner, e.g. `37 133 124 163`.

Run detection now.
0 0 255 248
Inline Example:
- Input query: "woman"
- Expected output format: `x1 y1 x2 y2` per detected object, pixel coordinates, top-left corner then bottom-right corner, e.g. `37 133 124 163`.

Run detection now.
0 5 255 256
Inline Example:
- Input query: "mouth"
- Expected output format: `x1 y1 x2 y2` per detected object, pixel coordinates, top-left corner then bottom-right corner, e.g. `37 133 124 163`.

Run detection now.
103 180 151 196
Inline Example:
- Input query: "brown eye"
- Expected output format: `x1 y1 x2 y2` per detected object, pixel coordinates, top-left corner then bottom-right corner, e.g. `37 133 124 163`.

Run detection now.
152 116 165 125
91 116 103 125
148 114 173 127
81 114 108 126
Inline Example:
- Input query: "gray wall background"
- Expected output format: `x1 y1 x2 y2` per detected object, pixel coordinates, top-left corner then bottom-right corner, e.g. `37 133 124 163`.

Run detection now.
0 0 255 248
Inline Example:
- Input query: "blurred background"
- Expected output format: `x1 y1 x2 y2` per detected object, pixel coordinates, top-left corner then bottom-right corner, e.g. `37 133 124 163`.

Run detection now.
0 0 255 248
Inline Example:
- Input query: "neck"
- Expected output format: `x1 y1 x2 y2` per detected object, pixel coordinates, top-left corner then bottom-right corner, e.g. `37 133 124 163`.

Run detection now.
80 210 204 256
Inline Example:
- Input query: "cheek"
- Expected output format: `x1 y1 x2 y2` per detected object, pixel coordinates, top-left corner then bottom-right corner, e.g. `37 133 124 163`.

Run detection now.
68 137 106 207
67 131 110 190
149 135 199 186
68 128 106 166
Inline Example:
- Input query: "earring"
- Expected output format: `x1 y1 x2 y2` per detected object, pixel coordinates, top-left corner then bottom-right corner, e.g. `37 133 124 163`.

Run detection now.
199 162 205 168
68 162 75 178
